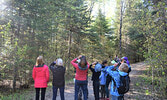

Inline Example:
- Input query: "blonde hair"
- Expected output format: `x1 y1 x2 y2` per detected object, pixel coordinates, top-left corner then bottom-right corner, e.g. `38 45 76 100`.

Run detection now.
119 63 129 73
36 56 44 66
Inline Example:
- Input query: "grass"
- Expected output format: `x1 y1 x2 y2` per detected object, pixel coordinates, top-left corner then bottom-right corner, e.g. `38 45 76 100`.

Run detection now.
136 72 167 98
0 78 74 100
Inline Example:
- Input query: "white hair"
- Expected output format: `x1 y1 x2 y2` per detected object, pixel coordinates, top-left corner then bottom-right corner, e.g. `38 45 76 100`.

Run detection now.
56 58 63 66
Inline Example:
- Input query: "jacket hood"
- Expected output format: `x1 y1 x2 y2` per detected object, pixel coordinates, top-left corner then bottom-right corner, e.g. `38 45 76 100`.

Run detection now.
78 65 88 70
118 70 128 76
34 64 45 72
35 64 44 67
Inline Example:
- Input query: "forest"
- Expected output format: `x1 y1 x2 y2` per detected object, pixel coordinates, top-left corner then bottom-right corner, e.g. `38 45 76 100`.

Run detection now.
0 0 166 99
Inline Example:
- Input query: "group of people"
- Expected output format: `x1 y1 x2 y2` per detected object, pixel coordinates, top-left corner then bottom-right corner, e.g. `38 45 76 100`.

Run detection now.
32 55 131 100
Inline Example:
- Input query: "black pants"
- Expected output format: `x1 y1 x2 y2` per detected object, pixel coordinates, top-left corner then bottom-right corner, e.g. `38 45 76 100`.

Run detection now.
93 81 100 100
101 85 105 98
105 75 112 98
35 88 46 100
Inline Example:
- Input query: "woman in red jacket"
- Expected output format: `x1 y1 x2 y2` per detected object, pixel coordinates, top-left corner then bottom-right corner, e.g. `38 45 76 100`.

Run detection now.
32 56 49 100
71 55 89 100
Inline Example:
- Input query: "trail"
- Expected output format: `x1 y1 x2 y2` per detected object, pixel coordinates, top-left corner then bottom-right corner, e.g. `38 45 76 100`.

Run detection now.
124 62 156 100
29 62 156 100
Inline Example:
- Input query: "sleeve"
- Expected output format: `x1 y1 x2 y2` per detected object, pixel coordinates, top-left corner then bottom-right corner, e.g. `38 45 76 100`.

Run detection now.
32 67 36 80
49 62 55 71
46 66 50 82
99 73 102 80
71 58 78 68
87 62 90 69
89 64 95 72
106 65 115 77
99 71 103 80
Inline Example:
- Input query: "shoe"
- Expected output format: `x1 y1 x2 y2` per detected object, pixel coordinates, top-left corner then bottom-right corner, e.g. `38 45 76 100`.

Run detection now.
106 98 109 100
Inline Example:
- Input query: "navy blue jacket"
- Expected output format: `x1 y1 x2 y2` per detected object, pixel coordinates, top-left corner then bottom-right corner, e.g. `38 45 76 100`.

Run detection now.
89 64 101 82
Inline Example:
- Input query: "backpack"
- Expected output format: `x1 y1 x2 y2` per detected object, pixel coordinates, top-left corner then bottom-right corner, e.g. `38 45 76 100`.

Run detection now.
113 74 130 94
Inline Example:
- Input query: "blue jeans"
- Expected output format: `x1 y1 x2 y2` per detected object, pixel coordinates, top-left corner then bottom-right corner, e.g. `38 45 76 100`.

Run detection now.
52 86 65 100
75 80 88 100
111 95 124 100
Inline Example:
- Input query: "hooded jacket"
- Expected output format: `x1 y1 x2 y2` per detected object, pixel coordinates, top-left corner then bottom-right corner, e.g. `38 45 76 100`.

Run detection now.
32 64 49 88
89 64 101 81
49 62 66 87
99 69 107 85
106 65 128 96
71 58 89 81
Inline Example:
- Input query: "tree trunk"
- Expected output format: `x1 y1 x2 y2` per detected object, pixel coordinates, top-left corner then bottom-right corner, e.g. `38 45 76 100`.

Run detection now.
13 1 21 92
119 0 124 57
67 31 72 69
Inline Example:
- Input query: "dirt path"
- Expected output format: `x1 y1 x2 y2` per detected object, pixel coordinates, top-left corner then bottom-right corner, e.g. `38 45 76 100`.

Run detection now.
43 79 95 100
29 62 156 100
124 62 156 100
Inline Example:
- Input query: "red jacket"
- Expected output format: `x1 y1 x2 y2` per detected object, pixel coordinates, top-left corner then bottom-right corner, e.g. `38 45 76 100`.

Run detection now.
32 65 49 88
71 58 89 81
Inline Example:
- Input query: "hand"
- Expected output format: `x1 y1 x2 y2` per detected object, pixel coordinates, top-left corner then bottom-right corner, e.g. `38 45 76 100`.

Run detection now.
92 61 97 65
114 63 118 67
78 55 82 59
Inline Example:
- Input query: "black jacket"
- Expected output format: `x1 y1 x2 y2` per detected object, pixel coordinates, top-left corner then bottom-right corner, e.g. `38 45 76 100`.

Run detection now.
49 62 66 87
89 64 101 81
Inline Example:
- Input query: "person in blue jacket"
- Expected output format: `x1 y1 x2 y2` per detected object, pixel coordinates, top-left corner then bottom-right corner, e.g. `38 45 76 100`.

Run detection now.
99 60 108 99
106 63 129 100
121 57 131 73
105 60 117 100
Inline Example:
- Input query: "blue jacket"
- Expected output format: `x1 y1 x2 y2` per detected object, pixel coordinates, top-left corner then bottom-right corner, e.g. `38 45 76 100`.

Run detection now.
106 65 128 96
99 68 107 85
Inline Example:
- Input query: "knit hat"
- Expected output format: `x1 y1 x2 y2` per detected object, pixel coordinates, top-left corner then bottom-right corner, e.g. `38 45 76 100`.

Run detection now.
121 57 130 65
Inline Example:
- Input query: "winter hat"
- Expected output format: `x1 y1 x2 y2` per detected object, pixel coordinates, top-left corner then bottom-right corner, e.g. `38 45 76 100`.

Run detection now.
56 58 63 66
122 57 130 65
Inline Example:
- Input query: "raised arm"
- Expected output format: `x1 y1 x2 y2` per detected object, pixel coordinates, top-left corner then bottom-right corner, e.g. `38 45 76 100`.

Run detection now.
89 62 97 72
49 62 56 71
89 64 94 72
106 65 115 77
71 58 78 68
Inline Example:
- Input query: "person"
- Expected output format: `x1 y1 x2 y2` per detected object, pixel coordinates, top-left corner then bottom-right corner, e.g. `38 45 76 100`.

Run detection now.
121 57 131 73
105 60 117 100
99 60 108 100
71 55 89 100
89 62 101 100
49 58 66 100
114 55 120 63
32 56 49 100
106 63 129 100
